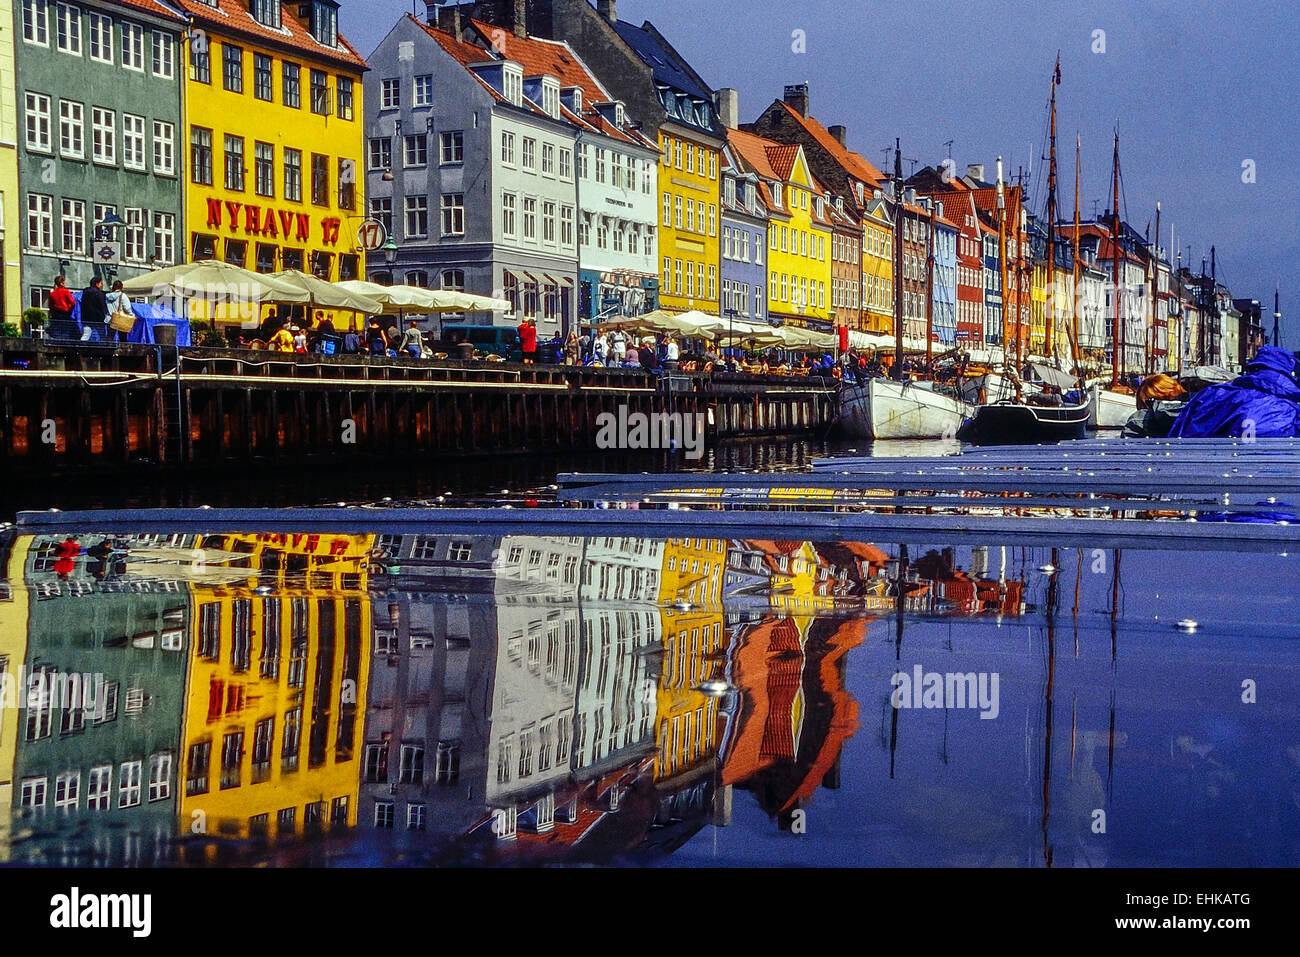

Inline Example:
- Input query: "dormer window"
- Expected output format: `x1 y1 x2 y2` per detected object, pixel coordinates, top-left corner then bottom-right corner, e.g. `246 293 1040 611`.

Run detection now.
503 64 523 106
541 77 560 119
251 0 281 28
562 87 583 114
771 182 783 208
723 177 736 206
309 1 338 48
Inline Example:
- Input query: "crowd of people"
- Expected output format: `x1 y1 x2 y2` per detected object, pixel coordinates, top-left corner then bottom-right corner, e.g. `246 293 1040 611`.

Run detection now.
44 274 136 343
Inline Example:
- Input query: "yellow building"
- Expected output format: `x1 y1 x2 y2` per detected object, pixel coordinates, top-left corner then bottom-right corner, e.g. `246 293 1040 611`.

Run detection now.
654 536 727 782
658 130 721 314
177 1 367 328
0 1 20 328
0 536 32 862
726 130 831 329
179 532 373 841
1030 258 1047 355
861 197 894 336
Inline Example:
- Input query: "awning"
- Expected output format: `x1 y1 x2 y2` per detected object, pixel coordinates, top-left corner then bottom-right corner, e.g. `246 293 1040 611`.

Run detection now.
1028 362 1079 391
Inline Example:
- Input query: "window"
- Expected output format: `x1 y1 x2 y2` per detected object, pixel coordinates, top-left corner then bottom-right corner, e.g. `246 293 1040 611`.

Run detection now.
310 69 329 114
338 157 355 210
542 143 555 176
151 212 174 264
500 131 515 165
283 62 301 108
441 194 464 236
543 201 556 244
191 35 209 83
118 760 142 808
560 205 574 247
124 208 145 261
374 802 394 829
151 30 172 78
121 21 143 70
523 137 536 171
251 0 280 28
310 153 328 205
403 133 427 168
408 804 427 830
559 147 572 180
25 92 52 152
381 77 400 110
87 765 111 810
440 130 463 164
20 777 48 809
58 100 83 158
399 744 424 784
60 199 85 254
368 136 392 171
501 192 516 238
122 113 146 170
595 147 606 183
522 197 536 241
222 43 242 92
191 126 213 185
23 1 49 46
370 197 392 234
224 134 244 190
283 148 302 202
255 142 274 196
414 74 433 107
220 732 243 790
404 196 428 238
148 752 171 801
88 11 112 62
55 2 81 54
311 0 338 47
91 107 114 164
337 75 354 119
253 52 273 100
152 120 175 175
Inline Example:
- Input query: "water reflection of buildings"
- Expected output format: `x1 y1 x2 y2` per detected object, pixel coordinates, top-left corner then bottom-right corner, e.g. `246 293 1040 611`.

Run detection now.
178 534 373 846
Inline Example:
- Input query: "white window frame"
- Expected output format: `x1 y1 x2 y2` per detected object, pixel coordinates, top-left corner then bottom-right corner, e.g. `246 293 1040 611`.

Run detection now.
60 198 85 255
58 99 84 159
117 760 142 808
27 193 54 251
148 752 172 801
87 765 111 810
23 1 50 47
152 120 175 175
54 771 80 809
25 92 52 152
122 113 146 171
151 30 173 78
151 211 175 265
55 2 81 55
92 106 115 165
88 10 112 61
121 21 144 72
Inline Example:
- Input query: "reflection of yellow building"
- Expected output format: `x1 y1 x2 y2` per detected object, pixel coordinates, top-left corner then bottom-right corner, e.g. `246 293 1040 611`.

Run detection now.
654 537 727 781
0 536 32 861
179 533 373 840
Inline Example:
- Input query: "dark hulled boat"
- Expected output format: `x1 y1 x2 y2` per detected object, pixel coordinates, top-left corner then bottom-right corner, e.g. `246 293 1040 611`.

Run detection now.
957 399 1090 445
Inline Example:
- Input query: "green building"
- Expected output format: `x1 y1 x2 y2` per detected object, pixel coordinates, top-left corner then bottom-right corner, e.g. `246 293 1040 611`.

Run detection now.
14 0 186 317
9 533 191 866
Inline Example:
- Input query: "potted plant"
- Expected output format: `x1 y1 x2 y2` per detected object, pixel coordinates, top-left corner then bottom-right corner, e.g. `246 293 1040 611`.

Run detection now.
1 321 20 339
23 307 47 339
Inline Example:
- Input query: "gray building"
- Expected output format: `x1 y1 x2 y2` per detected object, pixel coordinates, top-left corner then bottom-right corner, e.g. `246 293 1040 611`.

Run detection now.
364 11 584 337
15 0 186 317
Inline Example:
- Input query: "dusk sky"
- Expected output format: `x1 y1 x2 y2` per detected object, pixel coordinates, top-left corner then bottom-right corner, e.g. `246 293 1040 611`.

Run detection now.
345 1 1299 343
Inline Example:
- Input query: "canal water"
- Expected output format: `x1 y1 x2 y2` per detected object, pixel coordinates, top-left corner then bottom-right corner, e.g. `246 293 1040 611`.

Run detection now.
2 508 1295 867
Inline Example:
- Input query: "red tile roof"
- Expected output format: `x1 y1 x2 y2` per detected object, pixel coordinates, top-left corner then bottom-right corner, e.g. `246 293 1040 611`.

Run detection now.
111 0 187 22
727 128 783 181
174 0 367 70
772 100 885 188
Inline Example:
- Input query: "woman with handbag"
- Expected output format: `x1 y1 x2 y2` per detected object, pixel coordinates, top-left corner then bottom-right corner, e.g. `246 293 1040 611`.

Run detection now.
105 280 135 343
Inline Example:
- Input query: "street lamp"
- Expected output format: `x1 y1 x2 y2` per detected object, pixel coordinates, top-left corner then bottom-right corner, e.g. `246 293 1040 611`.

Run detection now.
382 237 398 265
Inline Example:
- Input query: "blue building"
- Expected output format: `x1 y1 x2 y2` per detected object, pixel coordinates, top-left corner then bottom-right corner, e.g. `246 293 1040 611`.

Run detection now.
718 145 768 324
981 217 1003 347
929 200 958 346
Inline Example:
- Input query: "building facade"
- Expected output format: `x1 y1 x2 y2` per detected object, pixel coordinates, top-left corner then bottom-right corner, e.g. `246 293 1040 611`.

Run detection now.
1 1 21 326
15 0 186 314
179 0 366 326
718 150 767 324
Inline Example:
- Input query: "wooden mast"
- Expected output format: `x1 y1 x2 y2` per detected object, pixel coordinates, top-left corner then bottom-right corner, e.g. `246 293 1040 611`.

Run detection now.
997 156 1016 399
1072 134 1082 381
926 203 935 371
1149 201 1161 374
893 139 905 381
1046 55 1060 365
1110 131 1122 389
1015 170 1024 393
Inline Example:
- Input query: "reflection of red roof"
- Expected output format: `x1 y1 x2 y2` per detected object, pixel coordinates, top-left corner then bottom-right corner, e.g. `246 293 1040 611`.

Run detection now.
175 0 367 70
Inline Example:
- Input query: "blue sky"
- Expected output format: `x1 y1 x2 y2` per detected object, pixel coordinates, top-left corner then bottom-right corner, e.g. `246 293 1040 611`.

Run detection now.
345 1 1299 342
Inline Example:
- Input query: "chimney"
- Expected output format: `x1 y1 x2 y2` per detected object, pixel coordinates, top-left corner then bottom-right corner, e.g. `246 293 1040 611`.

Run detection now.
828 125 847 147
432 3 463 40
597 0 618 22
966 163 985 182
783 83 809 118
715 88 739 130
509 0 526 38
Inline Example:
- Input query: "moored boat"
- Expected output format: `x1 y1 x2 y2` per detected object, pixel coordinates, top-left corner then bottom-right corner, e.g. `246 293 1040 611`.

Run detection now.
1087 382 1137 430
957 399 1091 445
837 376 978 440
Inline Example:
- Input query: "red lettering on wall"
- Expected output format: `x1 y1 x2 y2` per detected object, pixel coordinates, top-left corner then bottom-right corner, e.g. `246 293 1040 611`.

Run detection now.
244 206 262 234
262 208 278 239
295 213 310 242
225 201 243 230
320 217 342 246
206 198 224 229
278 210 295 238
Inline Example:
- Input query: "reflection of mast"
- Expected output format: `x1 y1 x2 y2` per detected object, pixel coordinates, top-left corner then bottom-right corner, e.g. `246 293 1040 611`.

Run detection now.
1107 549 1120 795
889 543 909 779
1041 547 1058 867
1046 55 1060 362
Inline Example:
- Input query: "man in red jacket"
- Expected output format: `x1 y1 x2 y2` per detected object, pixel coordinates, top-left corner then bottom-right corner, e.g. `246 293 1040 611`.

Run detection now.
518 317 537 365
48 275 78 340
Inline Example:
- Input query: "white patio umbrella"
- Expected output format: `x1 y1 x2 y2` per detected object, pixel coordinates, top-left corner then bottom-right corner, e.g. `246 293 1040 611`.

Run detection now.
335 280 508 314
270 270 384 313
120 259 310 303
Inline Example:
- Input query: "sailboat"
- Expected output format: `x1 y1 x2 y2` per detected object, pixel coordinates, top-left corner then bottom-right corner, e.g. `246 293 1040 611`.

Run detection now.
837 142 988 439
958 58 1090 445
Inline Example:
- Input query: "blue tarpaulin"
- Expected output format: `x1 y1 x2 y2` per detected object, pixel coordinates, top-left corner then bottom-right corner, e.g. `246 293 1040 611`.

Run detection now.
1168 346 1300 438
67 292 192 346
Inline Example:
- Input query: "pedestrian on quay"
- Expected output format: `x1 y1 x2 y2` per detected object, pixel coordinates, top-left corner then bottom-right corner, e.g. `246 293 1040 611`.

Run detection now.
663 334 679 372
292 325 308 353
518 316 538 364
610 325 627 364
47 276 78 340
639 336 660 374
592 330 608 366
366 319 388 356
80 275 109 343
269 321 295 353
399 320 425 358
564 331 581 366
104 280 134 343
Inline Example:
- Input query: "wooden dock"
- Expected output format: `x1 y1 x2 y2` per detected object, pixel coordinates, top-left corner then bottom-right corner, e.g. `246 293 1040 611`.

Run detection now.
0 341 836 475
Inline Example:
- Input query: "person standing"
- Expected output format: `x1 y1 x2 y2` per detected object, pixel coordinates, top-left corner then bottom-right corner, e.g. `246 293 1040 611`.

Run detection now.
563 331 580 366
48 276 77 340
366 319 388 356
518 316 538 364
663 334 680 371
104 280 133 343
81 276 110 343
399 320 425 358
610 325 627 364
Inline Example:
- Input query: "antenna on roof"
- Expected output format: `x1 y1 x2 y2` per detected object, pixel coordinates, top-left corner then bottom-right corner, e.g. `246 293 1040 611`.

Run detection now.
943 139 954 159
